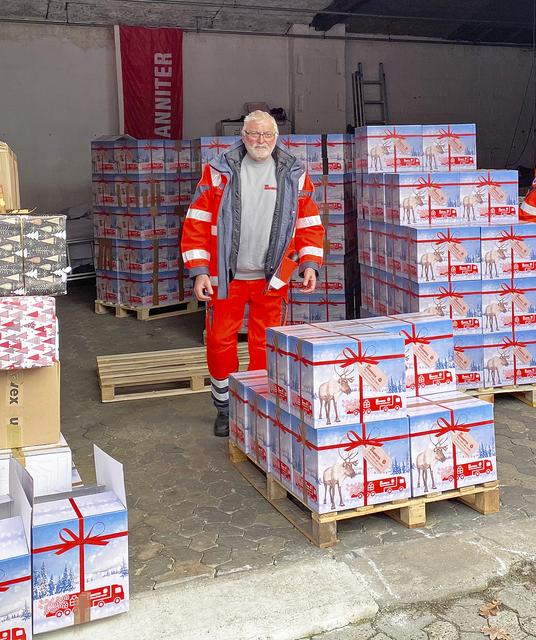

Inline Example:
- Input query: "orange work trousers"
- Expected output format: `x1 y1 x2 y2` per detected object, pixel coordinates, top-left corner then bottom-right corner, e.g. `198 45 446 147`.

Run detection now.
206 279 288 382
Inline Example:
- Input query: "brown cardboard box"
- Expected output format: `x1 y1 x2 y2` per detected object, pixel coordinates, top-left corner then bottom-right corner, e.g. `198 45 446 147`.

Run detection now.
0 141 20 212
0 363 60 448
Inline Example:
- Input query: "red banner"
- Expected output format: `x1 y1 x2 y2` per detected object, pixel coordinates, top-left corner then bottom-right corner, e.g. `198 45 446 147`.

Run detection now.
119 26 183 139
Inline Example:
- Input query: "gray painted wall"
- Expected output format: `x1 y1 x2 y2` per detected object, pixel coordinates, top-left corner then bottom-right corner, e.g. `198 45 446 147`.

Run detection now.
0 21 532 212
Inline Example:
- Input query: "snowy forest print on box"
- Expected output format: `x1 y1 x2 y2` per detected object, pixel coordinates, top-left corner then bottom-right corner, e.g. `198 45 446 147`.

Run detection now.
299 418 411 514
0 516 32 640
289 333 405 427
32 491 128 634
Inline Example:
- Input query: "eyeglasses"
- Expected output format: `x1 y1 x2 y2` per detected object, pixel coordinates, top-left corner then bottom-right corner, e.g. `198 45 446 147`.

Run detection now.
243 131 277 140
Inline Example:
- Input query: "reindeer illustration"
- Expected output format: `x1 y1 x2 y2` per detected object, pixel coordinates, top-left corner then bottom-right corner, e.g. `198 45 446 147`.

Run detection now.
484 299 507 332
483 245 508 278
416 436 449 493
424 141 445 170
462 189 485 221
318 365 353 425
423 300 447 316
369 142 390 171
485 352 509 386
323 446 359 510
420 248 444 282
402 192 426 224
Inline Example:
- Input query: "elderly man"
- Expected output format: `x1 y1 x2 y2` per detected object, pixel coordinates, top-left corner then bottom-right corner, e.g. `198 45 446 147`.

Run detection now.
181 111 324 437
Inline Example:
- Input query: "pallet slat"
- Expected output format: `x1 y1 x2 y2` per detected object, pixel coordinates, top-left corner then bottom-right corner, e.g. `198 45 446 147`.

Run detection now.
95 299 204 321
463 383 536 407
229 442 500 547
97 345 249 402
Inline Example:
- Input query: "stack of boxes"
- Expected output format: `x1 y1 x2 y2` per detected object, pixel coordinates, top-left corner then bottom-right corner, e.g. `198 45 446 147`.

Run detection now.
92 132 362 321
0 214 130 633
356 123 525 390
92 135 197 309
230 314 496 515
285 134 358 323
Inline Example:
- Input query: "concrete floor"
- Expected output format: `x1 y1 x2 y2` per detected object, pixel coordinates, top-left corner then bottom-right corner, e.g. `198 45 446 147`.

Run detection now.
58 282 536 600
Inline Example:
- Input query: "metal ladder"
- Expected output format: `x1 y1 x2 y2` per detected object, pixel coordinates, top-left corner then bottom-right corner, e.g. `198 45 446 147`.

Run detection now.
352 62 389 127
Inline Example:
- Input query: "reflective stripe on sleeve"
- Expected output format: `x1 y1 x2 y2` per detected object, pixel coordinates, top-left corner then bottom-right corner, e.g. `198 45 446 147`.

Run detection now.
296 215 322 229
186 208 212 223
183 249 210 262
298 246 323 259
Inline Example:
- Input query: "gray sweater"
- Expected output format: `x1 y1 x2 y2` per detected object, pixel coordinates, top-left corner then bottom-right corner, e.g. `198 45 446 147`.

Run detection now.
235 153 277 280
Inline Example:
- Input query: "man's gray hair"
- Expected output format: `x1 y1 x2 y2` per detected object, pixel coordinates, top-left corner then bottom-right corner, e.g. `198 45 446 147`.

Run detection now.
242 110 279 134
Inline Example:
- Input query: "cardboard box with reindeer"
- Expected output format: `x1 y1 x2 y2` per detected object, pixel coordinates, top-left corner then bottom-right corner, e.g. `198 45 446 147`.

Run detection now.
356 125 423 173
287 329 406 428
483 331 514 387
481 223 536 279
362 314 457 397
423 391 496 488
482 277 536 333
453 333 484 389
502 329 536 385
385 172 462 227
407 391 495 496
459 170 518 225
407 226 481 283
409 280 483 335
422 124 477 171
483 330 536 387
290 416 410 514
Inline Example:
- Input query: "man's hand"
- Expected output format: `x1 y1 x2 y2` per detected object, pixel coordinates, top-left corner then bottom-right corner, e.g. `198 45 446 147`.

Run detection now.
301 267 317 293
194 274 214 301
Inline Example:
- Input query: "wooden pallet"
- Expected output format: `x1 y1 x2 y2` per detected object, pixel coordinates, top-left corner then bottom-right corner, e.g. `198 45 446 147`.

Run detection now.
229 442 500 548
463 383 536 407
97 344 249 402
95 299 204 321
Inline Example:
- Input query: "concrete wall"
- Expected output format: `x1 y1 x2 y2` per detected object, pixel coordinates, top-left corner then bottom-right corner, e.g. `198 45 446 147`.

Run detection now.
182 32 288 138
0 23 119 212
0 21 533 212
346 38 535 169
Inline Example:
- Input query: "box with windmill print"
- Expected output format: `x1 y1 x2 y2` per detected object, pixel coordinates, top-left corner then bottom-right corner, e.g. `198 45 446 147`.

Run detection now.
0 214 68 296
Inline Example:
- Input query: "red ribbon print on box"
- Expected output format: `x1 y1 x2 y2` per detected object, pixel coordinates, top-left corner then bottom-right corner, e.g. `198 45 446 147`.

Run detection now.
292 335 404 423
397 320 453 396
0 573 31 592
32 497 128 600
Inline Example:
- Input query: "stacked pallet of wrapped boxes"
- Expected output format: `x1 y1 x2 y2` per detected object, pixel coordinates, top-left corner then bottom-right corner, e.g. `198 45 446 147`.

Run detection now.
283 134 358 323
92 136 197 310
356 124 527 390
229 314 497 516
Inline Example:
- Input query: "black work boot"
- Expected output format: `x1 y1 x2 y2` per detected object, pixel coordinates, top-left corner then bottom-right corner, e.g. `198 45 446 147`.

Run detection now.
214 411 229 437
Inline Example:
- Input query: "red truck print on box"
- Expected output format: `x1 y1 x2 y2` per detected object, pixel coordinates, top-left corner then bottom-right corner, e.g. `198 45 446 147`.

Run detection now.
0 630 27 640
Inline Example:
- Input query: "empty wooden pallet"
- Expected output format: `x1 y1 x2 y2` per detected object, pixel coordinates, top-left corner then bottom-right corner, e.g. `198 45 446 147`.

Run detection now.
97 344 249 402
95 299 204 321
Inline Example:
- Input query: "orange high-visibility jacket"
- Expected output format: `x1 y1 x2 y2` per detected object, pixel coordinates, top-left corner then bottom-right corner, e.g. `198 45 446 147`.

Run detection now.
520 182 536 222
181 141 325 299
